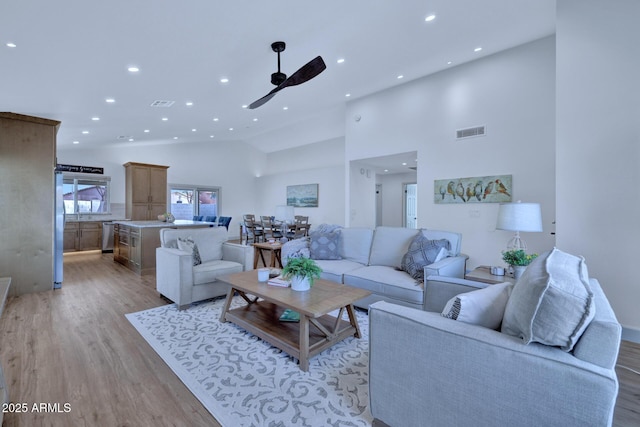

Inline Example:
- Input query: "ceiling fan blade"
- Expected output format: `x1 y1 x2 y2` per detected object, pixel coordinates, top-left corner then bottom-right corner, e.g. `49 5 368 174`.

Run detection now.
248 56 326 110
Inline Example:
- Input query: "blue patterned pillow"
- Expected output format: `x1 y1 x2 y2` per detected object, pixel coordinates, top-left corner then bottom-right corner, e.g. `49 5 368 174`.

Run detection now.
401 235 450 281
309 231 342 260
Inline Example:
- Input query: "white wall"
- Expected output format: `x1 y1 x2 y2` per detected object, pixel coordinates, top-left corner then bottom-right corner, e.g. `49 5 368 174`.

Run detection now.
57 139 266 239
556 0 640 335
377 172 417 227
345 37 557 268
254 137 346 227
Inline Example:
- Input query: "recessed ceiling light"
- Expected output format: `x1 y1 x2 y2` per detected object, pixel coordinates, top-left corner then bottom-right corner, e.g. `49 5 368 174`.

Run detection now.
384 169 389 172
253 118 258 122
128 138 134 142
162 117 168 121
82 130 89 134
447 61 453 65
191 128 197 132
283 106 288 110
474 47 483 52
229 127 234 131
402 162 407 166
73 141 79 145
173 137 178 140
210 135 215 138
337 58 345 64
220 77 229 83
345 93 351 97
213 117 219 122
144 129 150 133
397 75 404 79
425 14 436 22
6 42 16 48
91 117 100 121
105 98 115 103
127 66 140 72
242 105 248 109
185 101 193 106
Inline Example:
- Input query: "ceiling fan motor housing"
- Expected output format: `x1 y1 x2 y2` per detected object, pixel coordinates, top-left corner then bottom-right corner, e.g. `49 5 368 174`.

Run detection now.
270 41 287 86
271 72 287 86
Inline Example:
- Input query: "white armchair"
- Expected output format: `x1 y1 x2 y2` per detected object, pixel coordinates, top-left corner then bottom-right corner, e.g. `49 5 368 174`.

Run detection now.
156 227 253 309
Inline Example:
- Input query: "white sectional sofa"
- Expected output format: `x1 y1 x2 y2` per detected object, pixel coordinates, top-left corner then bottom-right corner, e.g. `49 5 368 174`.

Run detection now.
156 227 253 309
287 226 467 310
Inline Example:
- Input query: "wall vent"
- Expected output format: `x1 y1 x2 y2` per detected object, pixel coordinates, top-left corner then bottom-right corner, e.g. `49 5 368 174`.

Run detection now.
456 125 486 140
150 100 175 107
117 135 133 140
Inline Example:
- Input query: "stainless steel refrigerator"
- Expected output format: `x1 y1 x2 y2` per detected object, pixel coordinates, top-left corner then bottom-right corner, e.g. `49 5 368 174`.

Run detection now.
54 172 64 288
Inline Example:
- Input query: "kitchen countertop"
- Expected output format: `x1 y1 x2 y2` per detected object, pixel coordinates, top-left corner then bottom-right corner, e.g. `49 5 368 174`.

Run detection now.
112 220 216 228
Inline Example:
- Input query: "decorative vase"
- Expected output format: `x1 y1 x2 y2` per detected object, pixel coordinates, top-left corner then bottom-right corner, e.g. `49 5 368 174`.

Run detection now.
513 265 527 280
291 275 311 291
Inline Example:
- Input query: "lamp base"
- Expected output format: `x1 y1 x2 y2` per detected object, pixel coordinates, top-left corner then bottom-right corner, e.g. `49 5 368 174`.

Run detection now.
506 231 527 251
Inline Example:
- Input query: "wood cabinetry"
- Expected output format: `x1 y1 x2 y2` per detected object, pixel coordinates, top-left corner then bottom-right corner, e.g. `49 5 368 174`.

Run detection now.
63 222 102 252
124 162 169 220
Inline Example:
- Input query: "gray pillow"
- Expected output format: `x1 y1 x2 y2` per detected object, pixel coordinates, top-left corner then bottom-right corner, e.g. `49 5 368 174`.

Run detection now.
501 248 595 351
442 282 513 330
401 235 450 281
309 230 341 260
177 237 202 266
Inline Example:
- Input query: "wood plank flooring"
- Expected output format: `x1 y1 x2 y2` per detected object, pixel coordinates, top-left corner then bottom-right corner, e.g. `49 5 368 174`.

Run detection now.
0 251 638 426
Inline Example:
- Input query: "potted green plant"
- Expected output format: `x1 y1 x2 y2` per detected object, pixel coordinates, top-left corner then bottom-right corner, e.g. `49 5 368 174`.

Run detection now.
502 249 538 279
281 257 322 291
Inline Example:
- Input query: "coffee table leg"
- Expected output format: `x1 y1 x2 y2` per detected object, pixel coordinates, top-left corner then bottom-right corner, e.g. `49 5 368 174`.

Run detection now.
299 314 310 371
346 304 363 338
219 287 236 322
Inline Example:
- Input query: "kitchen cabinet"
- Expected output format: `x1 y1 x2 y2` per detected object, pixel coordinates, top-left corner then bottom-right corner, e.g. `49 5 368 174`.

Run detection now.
124 162 169 220
64 221 102 252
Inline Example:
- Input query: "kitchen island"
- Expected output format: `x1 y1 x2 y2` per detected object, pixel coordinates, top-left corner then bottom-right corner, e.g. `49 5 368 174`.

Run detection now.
113 220 215 275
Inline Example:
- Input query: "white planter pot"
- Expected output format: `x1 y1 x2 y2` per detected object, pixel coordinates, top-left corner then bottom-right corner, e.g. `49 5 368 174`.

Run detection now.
291 275 311 291
513 265 527 280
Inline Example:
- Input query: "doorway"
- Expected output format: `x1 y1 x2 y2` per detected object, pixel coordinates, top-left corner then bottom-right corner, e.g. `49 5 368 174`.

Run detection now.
375 184 382 226
403 183 417 229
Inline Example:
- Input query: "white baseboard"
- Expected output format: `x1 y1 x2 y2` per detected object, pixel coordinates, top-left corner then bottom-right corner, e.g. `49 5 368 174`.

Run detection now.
622 326 640 344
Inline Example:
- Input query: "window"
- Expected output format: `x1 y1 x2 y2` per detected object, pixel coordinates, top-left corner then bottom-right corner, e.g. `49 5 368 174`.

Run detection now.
170 185 220 220
63 174 111 214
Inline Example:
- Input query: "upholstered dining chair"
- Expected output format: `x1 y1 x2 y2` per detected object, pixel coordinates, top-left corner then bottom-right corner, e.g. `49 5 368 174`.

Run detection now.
217 216 232 230
243 215 264 244
261 216 283 240
204 215 217 223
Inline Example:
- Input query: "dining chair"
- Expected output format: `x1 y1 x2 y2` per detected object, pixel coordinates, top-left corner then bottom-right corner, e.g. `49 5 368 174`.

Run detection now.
204 215 217 223
217 216 232 230
261 216 283 240
289 216 310 239
243 215 263 244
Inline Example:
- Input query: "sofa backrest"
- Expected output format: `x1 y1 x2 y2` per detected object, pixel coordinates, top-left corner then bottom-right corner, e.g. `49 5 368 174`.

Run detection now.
369 226 420 267
160 227 228 262
339 227 374 265
422 229 462 256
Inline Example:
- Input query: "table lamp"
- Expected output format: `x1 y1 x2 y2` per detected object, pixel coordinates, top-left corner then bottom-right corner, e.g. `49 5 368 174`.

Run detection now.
496 201 542 250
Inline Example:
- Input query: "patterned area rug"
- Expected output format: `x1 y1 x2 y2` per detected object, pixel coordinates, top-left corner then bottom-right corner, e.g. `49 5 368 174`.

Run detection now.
126 296 372 427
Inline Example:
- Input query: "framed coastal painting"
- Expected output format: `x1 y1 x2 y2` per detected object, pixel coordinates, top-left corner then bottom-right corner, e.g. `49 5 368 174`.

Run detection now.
287 184 319 207
434 174 512 204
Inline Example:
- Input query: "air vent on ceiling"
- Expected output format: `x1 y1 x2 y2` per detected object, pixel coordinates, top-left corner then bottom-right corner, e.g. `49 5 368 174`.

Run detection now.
456 125 486 140
408 166 417 170
150 100 175 108
117 135 133 140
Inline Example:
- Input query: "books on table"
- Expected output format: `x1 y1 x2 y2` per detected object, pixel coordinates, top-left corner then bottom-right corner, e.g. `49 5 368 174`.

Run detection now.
267 275 291 287
279 308 300 322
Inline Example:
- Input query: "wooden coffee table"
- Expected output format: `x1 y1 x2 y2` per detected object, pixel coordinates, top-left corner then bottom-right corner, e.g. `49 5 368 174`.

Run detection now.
219 270 371 371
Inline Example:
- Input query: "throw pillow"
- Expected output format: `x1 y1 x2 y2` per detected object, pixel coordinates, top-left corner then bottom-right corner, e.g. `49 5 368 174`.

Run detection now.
281 237 310 266
501 248 595 351
309 230 342 260
400 235 450 281
442 282 513 330
177 237 202 266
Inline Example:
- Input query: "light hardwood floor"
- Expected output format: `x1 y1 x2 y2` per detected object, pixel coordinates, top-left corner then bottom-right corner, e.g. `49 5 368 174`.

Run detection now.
0 252 638 426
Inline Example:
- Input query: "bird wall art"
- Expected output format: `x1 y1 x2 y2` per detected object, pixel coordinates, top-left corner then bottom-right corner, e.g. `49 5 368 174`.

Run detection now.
434 174 512 204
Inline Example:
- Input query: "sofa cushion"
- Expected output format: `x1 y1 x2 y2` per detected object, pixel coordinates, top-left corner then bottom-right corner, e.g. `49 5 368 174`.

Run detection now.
401 234 450 281
160 227 227 263
193 260 243 285
442 282 512 330
310 230 342 260
501 248 595 351
339 228 374 265
369 227 419 267
315 259 364 283
281 237 310 266
177 237 202 266
422 229 462 256
344 266 423 306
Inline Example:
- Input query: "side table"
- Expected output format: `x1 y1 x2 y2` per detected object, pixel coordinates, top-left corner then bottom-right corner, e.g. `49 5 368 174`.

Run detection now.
252 242 283 269
465 265 515 284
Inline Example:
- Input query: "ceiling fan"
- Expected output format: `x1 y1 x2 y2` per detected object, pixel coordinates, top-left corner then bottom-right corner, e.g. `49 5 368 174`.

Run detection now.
248 41 326 109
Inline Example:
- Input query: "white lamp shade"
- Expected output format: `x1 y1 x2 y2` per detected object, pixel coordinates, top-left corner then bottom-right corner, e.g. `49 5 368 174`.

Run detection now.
275 205 295 222
496 202 543 232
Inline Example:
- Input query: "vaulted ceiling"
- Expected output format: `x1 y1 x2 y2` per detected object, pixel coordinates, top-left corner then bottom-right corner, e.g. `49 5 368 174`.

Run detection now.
0 1 555 153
